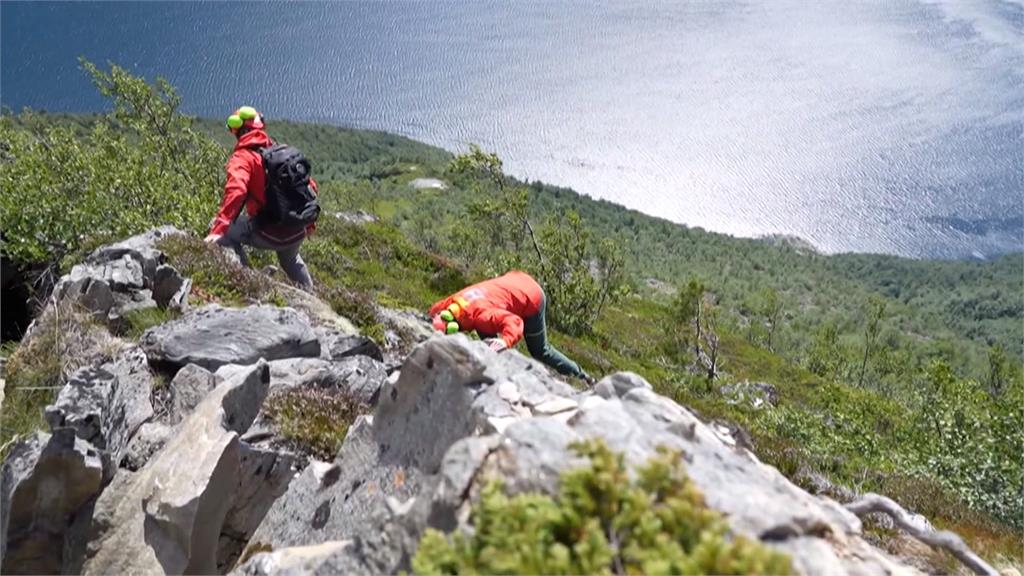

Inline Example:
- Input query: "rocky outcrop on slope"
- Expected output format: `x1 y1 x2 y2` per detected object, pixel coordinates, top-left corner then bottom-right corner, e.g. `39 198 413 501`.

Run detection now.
54 226 190 330
0 229 985 575
236 336 916 575
0 429 103 574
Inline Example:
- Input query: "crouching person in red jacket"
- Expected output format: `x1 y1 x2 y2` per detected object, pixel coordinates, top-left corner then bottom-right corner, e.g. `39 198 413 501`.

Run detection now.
429 271 595 385
204 106 317 291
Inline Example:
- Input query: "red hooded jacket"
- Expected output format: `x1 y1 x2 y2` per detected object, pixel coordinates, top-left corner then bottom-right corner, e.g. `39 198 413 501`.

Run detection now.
209 129 318 244
429 271 544 348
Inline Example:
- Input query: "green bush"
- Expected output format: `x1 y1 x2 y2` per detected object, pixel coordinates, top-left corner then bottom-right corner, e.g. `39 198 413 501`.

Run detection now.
0 60 222 269
413 440 791 575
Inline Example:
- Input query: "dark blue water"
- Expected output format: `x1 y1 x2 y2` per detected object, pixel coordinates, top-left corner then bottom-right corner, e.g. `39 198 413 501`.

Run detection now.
3 1 1023 259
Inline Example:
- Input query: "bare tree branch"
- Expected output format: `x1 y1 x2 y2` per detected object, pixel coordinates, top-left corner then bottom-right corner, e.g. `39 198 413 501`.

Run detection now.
844 493 998 576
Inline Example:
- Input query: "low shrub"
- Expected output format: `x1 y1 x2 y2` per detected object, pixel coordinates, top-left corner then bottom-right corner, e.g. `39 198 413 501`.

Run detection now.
262 386 366 461
157 235 281 306
413 439 791 575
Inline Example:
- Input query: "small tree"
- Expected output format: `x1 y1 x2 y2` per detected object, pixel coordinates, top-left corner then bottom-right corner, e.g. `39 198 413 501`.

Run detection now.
670 279 721 386
759 287 784 352
858 295 887 388
806 322 845 381
446 146 628 335
986 344 1009 397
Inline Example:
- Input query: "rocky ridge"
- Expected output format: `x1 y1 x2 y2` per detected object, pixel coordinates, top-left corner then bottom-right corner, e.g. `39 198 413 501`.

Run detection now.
0 229 984 575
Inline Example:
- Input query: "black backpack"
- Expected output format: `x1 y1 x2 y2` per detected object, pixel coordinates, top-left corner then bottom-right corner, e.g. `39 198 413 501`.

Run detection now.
255 143 321 228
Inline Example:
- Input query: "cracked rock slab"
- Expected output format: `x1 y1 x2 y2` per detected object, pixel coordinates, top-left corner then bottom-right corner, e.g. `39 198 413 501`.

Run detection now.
81 361 271 575
141 305 320 371
1 429 104 575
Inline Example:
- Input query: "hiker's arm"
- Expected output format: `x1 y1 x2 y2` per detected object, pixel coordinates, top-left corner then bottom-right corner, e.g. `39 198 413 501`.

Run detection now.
208 153 252 238
475 308 524 348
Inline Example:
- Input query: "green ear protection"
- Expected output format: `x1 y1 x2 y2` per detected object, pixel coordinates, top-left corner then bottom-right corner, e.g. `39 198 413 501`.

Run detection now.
226 106 259 130
440 310 459 334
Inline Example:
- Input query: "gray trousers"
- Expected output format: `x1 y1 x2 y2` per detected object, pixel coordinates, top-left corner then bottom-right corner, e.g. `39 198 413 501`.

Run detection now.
216 212 314 290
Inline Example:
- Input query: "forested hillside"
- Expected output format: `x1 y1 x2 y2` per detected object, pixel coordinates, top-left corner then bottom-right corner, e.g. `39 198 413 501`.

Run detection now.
1 62 1020 569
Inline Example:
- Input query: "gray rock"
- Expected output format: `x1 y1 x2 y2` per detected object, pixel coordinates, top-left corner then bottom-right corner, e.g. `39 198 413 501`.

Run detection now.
107 289 158 331
243 336 919 576
230 540 363 576
59 276 115 318
244 336 577 572
325 334 383 363
152 264 190 310
333 355 387 406
81 361 271 575
141 305 320 371
44 347 154 472
87 225 185 288
169 363 220 424
594 371 653 399
218 444 299 572
1 429 103 575
333 210 378 224
120 421 174 471
218 356 386 406
73 255 145 292
408 177 448 191
719 379 779 409
377 307 435 350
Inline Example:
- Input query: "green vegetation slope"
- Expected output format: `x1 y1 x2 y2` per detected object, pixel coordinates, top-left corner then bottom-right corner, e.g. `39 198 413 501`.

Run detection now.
1 61 1020 568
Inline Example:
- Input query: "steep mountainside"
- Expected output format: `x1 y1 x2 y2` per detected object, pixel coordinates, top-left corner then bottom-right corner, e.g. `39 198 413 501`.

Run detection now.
0 63 1020 572
0 228 1006 575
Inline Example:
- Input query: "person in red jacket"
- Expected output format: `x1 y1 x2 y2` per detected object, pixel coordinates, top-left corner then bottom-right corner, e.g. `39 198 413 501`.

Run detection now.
430 271 595 384
203 106 315 290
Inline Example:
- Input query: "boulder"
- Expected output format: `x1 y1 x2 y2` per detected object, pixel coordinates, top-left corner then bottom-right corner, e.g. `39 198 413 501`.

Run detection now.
217 444 299 572
107 289 158 331
58 276 115 318
333 210 378 224
245 336 917 575
140 305 320 371
169 363 220 424
44 347 154 473
243 336 576 570
719 379 779 409
152 264 191 311
86 225 185 288
323 334 383 363
61 255 145 294
81 361 271 575
593 371 652 399
1 429 103 575
217 356 386 406
120 421 174 472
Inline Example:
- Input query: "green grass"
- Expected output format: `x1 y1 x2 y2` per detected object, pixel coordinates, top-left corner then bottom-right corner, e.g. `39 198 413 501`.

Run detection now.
119 307 181 340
